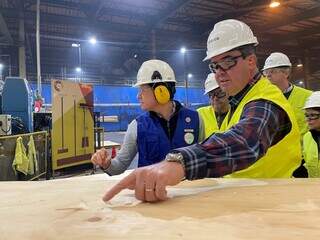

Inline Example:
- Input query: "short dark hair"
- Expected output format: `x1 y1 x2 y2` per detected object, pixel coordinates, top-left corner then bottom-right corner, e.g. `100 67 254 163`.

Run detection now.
236 44 257 58
310 107 320 112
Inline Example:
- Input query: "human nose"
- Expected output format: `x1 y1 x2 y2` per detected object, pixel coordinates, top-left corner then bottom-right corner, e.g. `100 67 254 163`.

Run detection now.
214 70 225 81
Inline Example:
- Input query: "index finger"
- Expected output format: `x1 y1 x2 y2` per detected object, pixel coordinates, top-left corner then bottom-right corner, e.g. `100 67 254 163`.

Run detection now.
102 172 136 202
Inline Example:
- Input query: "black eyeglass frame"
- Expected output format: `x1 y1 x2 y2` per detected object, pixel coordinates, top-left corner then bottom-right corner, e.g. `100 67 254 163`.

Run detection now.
208 53 245 74
305 113 320 121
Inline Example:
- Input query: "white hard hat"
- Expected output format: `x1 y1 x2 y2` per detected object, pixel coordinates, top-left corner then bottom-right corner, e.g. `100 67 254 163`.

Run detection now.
134 59 176 87
303 91 320 109
262 52 292 71
204 73 219 95
203 19 258 61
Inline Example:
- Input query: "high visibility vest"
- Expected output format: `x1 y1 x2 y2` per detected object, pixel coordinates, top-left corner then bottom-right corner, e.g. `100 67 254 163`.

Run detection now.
288 86 312 139
220 77 301 178
197 106 227 138
303 131 320 177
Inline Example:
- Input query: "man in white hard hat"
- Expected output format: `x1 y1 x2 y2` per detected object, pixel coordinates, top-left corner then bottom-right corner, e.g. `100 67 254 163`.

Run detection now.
302 91 320 177
263 52 312 177
91 59 204 175
263 52 312 138
197 73 229 138
102 19 301 203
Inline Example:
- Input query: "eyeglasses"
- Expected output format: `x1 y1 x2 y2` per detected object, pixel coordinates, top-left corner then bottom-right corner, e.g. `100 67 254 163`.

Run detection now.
263 68 281 76
208 89 227 99
305 113 320 120
208 54 244 74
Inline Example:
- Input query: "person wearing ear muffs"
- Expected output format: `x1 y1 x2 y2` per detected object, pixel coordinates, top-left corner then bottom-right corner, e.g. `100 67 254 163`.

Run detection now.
91 59 205 175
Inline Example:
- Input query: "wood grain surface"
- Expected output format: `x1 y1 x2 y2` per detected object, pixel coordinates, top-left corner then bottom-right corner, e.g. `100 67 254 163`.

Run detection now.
1 173 320 240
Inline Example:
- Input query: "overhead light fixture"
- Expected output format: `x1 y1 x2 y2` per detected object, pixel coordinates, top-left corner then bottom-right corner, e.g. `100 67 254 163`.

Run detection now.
72 43 80 48
89 37 97 45
75 67 82 72
298 81 303 85
269 0 280 8
297 59 303 67
0 63 3 69
180 47 186 54
188 73 193 78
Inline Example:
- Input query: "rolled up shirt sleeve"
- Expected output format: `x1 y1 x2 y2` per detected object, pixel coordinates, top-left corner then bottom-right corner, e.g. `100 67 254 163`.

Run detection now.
171 100 291 180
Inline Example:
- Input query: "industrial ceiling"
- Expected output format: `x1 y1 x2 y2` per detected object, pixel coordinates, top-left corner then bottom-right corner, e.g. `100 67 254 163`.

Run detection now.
0 0 319 89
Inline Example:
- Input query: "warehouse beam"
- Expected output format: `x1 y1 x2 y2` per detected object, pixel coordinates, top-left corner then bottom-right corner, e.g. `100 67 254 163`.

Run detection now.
194 0 271 35
0 11 13 45
26 0 155 21
1 8 195 41
135 0 193 51
195 1 320 35
259 6 320 32
262 25 320 44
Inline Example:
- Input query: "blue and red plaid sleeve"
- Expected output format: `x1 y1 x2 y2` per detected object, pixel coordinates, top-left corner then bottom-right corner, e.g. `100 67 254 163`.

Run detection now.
171 100 291 180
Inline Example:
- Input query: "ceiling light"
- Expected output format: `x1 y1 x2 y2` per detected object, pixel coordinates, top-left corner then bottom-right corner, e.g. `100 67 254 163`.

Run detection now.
297 59 303 67
269 1 280 8
89 37 97 45
72 43 80 48
180 47 186 54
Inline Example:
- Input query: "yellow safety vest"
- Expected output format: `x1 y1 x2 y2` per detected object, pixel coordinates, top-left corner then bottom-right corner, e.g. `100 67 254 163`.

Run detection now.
197 106 226 138
221 76 301 178
288 86 312 139
303 131 320 177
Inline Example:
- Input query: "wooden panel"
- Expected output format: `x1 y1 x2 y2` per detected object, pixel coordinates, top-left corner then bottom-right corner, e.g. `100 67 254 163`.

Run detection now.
0 174 320 239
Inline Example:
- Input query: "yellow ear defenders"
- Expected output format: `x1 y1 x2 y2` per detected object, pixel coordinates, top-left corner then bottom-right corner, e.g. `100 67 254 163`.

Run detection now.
153 84 170 104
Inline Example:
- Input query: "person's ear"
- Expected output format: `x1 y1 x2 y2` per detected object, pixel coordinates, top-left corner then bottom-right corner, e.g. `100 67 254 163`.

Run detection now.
283 71 290 79
246 54 257 70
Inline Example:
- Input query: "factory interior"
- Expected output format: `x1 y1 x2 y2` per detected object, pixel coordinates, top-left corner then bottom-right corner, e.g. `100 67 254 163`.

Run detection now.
0 0 320 239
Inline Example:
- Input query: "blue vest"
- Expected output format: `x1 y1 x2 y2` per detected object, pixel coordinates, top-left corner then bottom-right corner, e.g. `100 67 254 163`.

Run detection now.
136 107 199 167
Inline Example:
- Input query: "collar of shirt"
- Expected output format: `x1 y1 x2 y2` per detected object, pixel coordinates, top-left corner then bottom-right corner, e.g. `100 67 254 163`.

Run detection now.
150 100 181 119
283 84 294 99
229 72 262 109
283 83 293 94
149 100 182 140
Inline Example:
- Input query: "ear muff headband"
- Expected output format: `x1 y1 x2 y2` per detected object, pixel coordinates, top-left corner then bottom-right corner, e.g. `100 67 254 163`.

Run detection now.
154 85 170 104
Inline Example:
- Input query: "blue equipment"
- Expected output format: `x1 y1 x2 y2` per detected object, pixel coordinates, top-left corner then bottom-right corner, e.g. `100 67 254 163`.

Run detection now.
2 77 33 132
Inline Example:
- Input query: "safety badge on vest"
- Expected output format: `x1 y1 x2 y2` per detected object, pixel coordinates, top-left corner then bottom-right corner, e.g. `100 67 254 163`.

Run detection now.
184 132 195 144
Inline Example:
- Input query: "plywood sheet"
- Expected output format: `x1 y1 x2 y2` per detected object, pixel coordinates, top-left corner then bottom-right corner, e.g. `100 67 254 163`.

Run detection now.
1 173 320 240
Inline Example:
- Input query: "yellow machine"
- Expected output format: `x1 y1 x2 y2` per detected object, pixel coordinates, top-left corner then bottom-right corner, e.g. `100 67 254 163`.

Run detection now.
51 80 94 170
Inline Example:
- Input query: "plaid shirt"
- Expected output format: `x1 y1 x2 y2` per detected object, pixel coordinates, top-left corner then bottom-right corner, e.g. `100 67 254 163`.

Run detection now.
171 74 292 180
